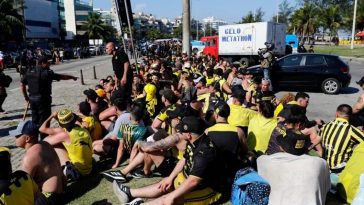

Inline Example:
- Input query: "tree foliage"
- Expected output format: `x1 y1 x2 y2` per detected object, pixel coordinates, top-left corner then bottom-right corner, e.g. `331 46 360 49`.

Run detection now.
82 12 116 41
239 8 265 23
272 0 294 24
0 0 25 41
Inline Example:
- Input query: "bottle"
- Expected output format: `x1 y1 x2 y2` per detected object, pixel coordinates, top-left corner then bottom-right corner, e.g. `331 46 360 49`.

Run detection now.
352 174 364 205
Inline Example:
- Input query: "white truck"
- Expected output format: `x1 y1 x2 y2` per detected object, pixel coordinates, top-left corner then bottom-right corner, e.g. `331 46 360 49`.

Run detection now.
201 22 286 66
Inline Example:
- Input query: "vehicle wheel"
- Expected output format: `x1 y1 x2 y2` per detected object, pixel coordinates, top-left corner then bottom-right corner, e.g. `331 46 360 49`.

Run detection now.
321 78 341 94
239 57 249 67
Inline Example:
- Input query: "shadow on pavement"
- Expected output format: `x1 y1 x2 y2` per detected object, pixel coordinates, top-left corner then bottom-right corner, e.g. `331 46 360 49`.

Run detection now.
0 126 17 137
0 114 26 121
341 87 359 94
91 199 112 205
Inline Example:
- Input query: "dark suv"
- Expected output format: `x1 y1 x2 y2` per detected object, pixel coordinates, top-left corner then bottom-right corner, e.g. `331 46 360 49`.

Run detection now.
247 53 351 94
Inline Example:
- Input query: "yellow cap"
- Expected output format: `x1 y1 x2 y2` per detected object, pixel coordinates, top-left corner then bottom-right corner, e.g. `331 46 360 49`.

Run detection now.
57 109 75 125
95 89 106 98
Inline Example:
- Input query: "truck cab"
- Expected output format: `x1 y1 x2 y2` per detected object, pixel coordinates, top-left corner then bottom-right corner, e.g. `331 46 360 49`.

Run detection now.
200 36 219 59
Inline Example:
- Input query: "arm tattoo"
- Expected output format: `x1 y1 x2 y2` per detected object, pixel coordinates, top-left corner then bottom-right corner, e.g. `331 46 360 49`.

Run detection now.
140 133 181 152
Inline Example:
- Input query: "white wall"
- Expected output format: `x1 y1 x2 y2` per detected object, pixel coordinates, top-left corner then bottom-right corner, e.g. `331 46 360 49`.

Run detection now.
64 0 77 40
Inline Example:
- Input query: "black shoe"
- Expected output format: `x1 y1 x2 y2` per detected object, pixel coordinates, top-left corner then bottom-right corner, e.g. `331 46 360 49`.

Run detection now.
101 170 126 183
130 167 150 179
125 198 144 205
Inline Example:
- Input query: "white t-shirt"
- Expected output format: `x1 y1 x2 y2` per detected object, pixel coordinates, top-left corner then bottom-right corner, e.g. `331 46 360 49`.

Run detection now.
257 153 330 205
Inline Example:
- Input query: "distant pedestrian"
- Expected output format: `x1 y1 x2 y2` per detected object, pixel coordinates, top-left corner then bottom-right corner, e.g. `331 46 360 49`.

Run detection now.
59 48 64 63
20 56 78 130
0 65 7 113
105 42 133 102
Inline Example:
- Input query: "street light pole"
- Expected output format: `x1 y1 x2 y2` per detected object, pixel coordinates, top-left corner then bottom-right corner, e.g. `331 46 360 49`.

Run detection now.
182 0 191 55
351 0 358 50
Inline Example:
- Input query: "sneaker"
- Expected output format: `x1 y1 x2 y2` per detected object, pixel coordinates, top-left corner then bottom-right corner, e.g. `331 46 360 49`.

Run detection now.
124 198 144 205
101 170 126 183
113 180 131 203
130 167 150 179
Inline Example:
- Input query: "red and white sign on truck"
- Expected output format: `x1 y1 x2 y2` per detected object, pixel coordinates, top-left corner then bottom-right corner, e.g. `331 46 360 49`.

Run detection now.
201 22 286 66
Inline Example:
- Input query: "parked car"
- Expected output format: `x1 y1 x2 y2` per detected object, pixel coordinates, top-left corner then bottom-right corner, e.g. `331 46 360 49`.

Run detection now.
246 53 351 94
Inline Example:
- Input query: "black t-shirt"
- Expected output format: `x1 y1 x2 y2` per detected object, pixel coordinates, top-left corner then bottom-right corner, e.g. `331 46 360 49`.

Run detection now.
21 66 62 99
183 135 219 190
112 49 131 80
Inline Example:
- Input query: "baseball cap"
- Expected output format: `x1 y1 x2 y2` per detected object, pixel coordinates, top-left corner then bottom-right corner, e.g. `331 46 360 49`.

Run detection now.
276 129 309 155
95 88 106 98
356 76 364 85
83 89 98 101
159 89 177 104
176 116 203 134
214 101 230 118
57 109 75 125
239 69 252 75
9 120 39 137
231 85 246 102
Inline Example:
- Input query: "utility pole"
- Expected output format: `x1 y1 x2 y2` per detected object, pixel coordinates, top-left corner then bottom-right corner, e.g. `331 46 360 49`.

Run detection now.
182 0 191 55
276 0 279 23
351 0 358 49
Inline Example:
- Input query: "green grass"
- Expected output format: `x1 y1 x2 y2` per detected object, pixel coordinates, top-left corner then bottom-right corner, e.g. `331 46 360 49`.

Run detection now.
63 158 345 205
314 45 364 58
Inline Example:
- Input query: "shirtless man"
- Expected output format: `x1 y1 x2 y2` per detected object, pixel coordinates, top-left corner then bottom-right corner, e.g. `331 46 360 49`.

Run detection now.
9 120 64 204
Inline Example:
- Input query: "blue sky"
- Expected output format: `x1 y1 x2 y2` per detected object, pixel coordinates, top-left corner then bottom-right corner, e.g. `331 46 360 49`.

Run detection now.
94 0 297 23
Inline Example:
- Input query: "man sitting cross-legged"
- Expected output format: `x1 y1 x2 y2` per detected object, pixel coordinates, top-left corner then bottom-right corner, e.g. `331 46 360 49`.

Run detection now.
10 120 65 204
113 116 224 205
39 109 93 181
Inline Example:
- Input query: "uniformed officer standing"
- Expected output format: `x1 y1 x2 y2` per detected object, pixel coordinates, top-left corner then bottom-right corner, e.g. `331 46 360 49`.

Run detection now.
105 42 133 102
20 56 78 128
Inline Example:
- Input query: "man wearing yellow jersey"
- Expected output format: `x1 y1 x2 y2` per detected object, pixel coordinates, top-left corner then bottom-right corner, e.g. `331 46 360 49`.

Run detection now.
228 86 257 135
0 147 39 205
40 109 93 181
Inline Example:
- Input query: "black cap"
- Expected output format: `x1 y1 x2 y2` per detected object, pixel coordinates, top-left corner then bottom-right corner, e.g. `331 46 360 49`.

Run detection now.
277 129 309 155
159 89 177 104
83 89 98 101
231 85 246 102
213 101 230 118
239 69 252 75
356 76 364 85
176 116 203 134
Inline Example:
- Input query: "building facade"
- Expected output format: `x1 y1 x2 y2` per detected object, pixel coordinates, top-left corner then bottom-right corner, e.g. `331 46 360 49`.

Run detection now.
63 0 93 40
202 16 227 31
23 0 60 39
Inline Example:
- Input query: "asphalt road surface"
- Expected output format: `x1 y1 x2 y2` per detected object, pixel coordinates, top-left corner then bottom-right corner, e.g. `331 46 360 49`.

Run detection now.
3 55 363 123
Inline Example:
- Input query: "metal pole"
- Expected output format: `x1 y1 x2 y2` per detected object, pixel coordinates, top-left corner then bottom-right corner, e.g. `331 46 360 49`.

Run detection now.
182 0 191 55
93 65 97 79
196 20 199 40
276 0 279 23
351 0 358 49
124 0 139 73
114 0 127 53
80 70 85 85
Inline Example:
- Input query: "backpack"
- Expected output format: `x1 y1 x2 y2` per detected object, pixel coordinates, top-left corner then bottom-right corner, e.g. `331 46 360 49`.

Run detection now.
231 167 270 205
0 73 12 87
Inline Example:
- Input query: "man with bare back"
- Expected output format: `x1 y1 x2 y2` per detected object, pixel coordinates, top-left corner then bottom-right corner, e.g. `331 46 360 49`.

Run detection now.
351 77 364 129
9 120 64 205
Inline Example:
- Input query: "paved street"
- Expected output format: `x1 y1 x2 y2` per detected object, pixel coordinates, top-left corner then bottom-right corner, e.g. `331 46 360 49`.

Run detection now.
0 55 114 169
0 55 363 171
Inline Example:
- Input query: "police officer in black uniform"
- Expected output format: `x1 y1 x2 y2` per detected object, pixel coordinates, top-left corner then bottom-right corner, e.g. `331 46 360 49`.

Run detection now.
20 56 78 129
105 42 133 102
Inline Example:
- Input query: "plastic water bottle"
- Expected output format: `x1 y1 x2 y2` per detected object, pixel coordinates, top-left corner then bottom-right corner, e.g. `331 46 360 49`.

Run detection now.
352 174 364 205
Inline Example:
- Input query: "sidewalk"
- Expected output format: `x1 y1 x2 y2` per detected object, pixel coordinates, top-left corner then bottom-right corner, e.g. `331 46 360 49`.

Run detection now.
0 58 114 170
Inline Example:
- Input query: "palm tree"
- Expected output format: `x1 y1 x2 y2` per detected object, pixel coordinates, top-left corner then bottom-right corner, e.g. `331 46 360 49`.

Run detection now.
82 12 116 43
289 3 319 44
0 0 25 41
239 8 265 23
320 5 342 42
272 0 294 24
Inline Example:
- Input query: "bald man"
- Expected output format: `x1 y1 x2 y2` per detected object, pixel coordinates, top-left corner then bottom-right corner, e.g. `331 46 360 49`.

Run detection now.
105 42 133 101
